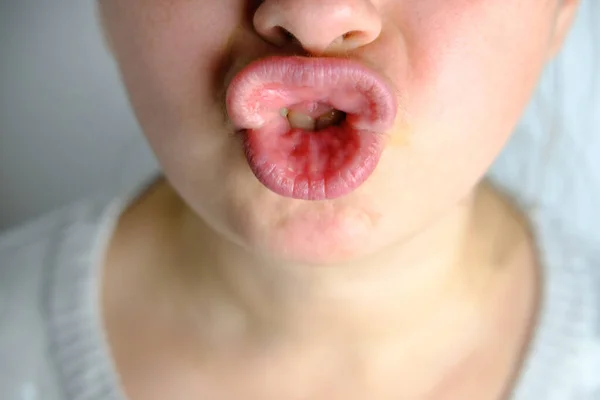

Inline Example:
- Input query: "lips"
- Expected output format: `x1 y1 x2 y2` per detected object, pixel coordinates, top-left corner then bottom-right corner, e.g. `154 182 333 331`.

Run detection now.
226 56 398 200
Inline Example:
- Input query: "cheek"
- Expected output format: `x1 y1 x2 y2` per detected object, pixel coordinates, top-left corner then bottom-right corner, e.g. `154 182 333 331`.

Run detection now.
403 0 553 144
368 0 556 234
103 0 242 135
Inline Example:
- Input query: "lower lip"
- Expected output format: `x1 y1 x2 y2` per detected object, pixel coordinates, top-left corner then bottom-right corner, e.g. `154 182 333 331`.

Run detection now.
227 56 397 201
244 116 384 201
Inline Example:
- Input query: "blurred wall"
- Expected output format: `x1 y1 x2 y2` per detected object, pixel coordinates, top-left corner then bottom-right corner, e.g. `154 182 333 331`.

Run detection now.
0 0 156 231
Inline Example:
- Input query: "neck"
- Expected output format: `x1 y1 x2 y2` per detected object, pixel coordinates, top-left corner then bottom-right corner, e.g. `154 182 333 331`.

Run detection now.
105 179 538 398
138 181 512 345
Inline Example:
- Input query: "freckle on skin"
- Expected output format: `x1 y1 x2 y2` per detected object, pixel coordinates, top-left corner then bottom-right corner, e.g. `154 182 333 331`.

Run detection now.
388 122 412 147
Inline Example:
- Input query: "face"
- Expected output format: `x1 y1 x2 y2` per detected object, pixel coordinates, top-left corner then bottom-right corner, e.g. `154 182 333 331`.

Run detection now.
99 0 576 265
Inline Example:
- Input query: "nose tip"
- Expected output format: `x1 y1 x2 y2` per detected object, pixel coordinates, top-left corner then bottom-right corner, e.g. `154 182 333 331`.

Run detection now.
253 0 382 55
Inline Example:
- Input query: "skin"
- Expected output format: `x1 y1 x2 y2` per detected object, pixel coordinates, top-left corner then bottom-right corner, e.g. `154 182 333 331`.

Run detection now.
98 0 579 399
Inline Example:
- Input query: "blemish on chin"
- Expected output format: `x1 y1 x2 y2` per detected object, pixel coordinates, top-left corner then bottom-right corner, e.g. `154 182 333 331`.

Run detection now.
388 123 413 147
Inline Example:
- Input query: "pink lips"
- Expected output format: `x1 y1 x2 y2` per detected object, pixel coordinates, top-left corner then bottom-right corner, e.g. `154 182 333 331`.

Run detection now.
226 56 398 200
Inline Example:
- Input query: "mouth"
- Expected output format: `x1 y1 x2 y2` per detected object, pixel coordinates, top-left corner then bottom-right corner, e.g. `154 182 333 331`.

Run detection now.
226 56 398 201
280 104 347 132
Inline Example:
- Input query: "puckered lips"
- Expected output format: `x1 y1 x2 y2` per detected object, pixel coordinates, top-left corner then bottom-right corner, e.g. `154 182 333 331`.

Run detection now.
226 56 398 201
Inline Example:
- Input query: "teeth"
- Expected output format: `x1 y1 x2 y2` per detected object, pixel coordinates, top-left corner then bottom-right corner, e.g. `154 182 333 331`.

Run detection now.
283 108 345 131
315 109 345 131
287 110 316 131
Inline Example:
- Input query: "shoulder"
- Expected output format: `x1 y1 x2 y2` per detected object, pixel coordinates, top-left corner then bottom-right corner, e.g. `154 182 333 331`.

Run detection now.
0 197 120 400
531 208 600 398
0 208 71 399
571 241 600 399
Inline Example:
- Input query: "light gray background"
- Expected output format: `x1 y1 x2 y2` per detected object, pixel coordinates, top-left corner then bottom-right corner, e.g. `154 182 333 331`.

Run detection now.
1 0 598 236
0 0 157 231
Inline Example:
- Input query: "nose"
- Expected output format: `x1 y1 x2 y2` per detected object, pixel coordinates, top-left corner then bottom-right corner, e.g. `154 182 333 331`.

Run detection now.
253 0 382 55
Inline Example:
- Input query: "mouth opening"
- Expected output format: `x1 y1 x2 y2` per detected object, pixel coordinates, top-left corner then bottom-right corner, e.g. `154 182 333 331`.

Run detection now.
280 103 347 132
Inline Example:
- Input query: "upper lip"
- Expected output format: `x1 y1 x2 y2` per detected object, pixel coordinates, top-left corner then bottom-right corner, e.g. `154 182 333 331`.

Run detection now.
225 55 398 133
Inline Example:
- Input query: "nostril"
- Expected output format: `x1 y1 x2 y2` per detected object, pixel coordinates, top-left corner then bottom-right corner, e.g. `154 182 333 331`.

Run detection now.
331 31 363 48
343 31 359 40
279 27 296 40
270 26 297 46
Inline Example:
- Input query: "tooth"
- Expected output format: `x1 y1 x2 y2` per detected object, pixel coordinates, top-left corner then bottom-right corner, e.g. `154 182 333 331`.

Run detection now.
315 109 345 131
288 110 316 131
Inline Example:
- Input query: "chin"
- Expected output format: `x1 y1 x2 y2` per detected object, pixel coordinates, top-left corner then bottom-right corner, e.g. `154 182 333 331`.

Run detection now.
243 202 385 266
174 162 391 266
